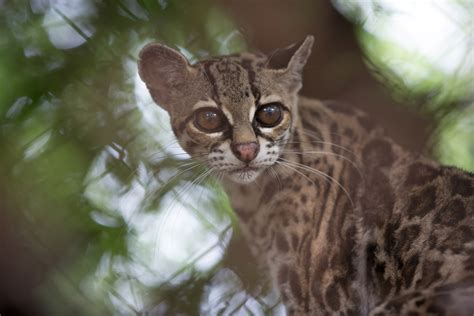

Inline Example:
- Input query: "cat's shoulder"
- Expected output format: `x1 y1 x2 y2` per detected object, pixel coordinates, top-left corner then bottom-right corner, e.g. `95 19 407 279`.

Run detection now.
298 97 364 115
298 97 375 124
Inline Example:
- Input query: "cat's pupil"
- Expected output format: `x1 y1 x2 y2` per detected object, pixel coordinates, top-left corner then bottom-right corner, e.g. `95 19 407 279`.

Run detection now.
194 108 225 132
255 103 282 127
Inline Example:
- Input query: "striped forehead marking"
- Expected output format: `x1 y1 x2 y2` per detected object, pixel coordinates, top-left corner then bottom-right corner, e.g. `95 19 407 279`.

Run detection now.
199 57 263 107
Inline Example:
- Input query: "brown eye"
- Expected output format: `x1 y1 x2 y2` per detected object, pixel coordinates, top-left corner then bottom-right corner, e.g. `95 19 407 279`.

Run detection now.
255 103 283 127
194 107 226 133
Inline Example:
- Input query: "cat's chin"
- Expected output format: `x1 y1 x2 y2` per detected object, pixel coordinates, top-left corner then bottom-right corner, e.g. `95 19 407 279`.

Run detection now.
226 167 263 184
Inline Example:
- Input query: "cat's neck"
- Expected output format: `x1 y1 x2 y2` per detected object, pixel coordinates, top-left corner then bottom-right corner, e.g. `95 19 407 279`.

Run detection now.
219 97 380 315
221 97 368 247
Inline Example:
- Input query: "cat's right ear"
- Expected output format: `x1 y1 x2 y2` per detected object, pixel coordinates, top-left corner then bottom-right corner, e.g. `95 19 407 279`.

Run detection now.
138 44 195 110
266 35 314 92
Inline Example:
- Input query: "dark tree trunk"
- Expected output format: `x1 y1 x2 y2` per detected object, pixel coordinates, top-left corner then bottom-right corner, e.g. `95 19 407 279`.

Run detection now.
0 185 44 316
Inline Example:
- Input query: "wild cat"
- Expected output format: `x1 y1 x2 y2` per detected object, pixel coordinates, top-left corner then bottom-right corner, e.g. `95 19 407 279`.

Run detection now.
138 35 474 315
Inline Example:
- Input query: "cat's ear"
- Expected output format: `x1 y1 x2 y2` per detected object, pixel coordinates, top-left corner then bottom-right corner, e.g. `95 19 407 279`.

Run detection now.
138 43 196 110
266 35 314 91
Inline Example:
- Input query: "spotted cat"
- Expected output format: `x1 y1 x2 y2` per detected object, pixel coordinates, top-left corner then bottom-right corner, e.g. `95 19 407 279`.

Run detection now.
138 36 474 315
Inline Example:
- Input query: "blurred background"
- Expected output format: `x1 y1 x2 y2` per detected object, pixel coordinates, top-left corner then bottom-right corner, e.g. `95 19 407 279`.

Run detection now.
0 0 472 315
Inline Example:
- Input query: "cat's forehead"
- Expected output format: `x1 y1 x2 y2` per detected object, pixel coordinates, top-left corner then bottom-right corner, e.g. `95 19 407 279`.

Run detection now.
194 53 272 109
201 58 251 99
200 52 267 69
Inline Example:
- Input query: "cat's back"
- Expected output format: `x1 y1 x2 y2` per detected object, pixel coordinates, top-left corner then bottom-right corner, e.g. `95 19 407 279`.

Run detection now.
296 96 474 313
297 96 474 249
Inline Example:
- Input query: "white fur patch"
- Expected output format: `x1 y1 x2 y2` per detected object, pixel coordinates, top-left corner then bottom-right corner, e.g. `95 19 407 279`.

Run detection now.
192 99 218 110
187 124 224 139
259 94 282 105
221 106 234 125
248 104 256 121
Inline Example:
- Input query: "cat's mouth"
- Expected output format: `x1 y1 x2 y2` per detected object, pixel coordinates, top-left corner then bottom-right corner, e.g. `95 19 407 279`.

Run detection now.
227 165 263 183
230 166 259 174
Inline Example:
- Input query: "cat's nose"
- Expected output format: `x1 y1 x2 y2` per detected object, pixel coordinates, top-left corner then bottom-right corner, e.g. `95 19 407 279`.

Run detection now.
232 142 259 162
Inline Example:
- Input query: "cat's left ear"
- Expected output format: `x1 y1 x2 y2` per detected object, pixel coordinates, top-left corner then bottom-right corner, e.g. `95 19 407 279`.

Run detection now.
266 35 314 91
138 43 197 111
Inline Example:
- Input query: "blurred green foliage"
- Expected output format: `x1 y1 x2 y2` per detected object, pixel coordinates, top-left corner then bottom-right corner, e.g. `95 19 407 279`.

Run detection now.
0 1 248 314
334 0 474 170
360 30 474 170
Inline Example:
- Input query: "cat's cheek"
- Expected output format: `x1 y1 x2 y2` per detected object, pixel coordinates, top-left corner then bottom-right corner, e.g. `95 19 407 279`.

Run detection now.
179 127 222 155
251 137 281 168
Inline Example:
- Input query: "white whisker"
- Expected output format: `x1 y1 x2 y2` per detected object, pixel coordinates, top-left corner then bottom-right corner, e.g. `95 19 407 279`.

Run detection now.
278 158 354 207
276 161 316 187
281 150 362 177
152 165 215 263
268 166 283 192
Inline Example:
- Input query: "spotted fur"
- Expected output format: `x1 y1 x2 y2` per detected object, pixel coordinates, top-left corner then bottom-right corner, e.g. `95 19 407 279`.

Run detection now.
139 36 474 315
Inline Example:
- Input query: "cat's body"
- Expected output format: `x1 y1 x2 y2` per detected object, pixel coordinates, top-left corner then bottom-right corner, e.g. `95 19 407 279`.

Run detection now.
138 36 474 315
224 97 474 315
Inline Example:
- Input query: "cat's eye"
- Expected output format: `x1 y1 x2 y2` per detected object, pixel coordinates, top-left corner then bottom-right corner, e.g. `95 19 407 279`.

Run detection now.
194 107 226 133
255 103 283 127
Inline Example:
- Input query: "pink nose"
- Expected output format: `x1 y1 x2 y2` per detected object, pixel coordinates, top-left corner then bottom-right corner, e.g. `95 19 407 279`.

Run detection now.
231 142 259 162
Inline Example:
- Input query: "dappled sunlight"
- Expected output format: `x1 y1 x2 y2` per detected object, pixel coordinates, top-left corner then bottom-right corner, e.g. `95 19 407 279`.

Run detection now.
42 0 96 49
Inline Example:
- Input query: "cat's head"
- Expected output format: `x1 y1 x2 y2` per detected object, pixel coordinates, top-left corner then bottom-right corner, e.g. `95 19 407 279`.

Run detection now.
138 35 314 183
